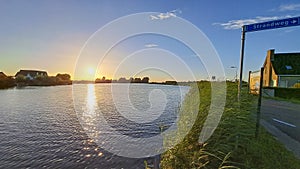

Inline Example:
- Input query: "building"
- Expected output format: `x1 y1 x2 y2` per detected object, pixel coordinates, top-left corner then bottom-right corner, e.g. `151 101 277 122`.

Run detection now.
263 49 300 88
15 70 48 80
0 72 7 79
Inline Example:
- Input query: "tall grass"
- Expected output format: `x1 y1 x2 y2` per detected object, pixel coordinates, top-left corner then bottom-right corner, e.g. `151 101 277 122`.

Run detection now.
161 81 300 169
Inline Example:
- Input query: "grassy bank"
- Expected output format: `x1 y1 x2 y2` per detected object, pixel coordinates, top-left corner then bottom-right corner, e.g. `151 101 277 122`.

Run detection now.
161 81 300 169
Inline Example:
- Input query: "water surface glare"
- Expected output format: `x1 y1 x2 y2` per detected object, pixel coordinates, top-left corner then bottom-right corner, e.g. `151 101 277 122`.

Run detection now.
0 84 189 168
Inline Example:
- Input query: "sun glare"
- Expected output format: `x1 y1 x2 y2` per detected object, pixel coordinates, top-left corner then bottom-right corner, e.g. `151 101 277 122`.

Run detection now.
88 68 95 75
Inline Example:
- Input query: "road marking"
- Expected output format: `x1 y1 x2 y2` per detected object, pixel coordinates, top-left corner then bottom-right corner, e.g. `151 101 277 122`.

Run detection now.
272 118 296 128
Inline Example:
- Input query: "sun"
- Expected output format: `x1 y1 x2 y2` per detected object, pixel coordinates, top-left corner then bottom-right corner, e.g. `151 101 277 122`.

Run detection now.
88 67 95 75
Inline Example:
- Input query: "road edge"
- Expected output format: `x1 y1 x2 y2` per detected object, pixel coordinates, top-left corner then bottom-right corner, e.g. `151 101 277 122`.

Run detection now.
260 119 300 159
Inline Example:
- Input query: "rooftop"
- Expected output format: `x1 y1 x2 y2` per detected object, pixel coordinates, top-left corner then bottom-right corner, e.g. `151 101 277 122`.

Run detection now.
272 52 300 75
0 72 7 79
15 70 48 77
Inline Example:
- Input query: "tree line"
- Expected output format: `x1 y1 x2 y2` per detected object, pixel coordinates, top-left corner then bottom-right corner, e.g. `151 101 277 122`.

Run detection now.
0 73 72 89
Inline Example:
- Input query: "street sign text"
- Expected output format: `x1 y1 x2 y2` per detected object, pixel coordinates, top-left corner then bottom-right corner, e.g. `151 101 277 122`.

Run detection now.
245 16 300 32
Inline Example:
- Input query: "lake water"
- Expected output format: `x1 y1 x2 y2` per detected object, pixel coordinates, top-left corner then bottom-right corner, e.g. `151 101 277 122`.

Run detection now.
0 84 189 169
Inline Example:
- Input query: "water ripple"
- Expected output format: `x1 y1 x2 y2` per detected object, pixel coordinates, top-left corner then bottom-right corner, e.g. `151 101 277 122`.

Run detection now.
0 84 189 168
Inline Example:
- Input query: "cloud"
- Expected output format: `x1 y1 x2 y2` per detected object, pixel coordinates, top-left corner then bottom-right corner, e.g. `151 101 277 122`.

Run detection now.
150 9 181 20
145 43 158 48
278 4 300 11
214 15 293 30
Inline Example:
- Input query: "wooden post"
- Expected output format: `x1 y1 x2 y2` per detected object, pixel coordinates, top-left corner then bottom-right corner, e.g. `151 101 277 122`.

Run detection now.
255 67 264 138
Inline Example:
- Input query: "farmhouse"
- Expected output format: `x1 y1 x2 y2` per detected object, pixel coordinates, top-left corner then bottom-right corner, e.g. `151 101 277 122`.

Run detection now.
15 70 48 80
0 72 7 79
263 49 300 88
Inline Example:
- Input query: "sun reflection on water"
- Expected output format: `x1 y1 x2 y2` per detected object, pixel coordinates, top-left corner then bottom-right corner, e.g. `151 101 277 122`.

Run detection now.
85 84 97 116
81 84 99 144
80 84 106 159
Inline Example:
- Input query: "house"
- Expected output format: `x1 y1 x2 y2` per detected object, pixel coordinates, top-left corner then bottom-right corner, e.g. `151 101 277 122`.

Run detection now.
0 72 7 79
15 70 48 80
263 49 300 88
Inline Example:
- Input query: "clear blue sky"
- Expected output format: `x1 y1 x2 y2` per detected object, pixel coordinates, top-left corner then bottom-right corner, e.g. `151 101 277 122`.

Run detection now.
1 0 300 81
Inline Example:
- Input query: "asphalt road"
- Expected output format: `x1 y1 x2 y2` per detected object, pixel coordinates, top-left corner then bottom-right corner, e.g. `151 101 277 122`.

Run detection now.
260 98 300 158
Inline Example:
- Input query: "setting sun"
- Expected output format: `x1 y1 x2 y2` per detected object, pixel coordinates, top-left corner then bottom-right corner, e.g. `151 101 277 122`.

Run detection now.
88 67 95 75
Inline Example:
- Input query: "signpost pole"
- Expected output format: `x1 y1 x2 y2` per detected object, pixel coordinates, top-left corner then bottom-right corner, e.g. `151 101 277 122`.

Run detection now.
238 26 246 101
248 71 252 93
255 67 264 138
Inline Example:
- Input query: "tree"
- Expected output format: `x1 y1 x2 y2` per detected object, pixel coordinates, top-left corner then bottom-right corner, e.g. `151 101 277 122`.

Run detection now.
56 74 71 81
15 75 26 83
142 77 149 83
55 73 72 85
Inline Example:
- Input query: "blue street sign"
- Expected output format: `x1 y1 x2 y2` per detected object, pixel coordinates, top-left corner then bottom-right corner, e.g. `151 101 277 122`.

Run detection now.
244 16 300 32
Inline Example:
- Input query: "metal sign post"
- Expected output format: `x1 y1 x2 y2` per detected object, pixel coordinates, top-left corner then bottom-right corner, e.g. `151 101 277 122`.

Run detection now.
237 16 300 101
238 26 246 101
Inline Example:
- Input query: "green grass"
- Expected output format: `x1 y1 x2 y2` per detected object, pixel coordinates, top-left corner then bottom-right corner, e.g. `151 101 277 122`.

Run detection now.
160 81 300 169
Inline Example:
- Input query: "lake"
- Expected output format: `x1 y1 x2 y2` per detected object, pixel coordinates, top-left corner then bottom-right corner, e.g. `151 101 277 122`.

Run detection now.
0 84 189 168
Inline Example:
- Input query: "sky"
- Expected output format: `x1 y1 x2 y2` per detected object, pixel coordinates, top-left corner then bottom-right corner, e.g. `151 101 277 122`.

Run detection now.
1 0 300 81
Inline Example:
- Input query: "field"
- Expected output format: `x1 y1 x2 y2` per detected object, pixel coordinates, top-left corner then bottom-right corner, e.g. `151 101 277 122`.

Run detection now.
160 81 300 169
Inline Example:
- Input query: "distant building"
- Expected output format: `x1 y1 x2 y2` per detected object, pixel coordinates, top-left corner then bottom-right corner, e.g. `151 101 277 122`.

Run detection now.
0 72 15 89
263 49 300 88
15 70 48 80
0 72 7 79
